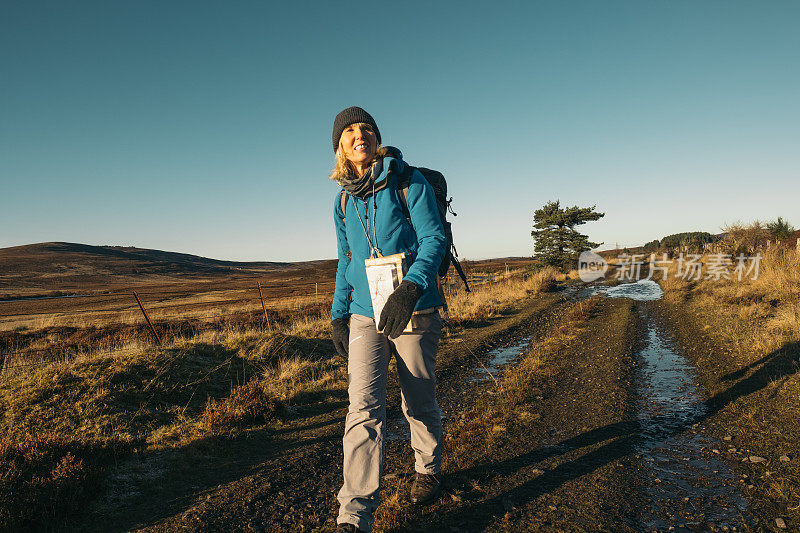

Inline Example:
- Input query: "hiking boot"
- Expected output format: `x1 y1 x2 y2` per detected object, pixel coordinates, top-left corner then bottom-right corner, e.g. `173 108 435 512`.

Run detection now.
409 472 442 505
335 522 365 533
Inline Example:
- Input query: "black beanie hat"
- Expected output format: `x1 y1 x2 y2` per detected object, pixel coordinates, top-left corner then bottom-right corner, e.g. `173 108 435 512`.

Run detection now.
332 106 381 152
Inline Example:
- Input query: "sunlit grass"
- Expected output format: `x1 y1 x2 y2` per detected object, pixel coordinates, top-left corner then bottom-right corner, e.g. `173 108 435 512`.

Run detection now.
1 264 558 529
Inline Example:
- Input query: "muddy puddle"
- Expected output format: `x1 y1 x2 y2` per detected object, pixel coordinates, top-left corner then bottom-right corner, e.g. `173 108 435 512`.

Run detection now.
388 333 534 442
601 280 751 530
469 335 534 383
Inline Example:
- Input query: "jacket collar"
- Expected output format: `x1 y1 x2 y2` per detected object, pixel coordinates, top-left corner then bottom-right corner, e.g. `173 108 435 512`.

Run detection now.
356 146 406 198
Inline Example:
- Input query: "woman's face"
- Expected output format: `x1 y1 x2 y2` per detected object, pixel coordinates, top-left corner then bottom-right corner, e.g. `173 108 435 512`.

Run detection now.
340 123 378 167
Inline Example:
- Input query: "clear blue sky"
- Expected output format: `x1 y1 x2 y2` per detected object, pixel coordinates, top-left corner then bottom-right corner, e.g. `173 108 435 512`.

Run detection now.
2 1 798 261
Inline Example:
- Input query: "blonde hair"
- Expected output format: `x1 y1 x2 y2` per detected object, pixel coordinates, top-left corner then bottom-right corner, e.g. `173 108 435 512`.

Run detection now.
329 123 387 183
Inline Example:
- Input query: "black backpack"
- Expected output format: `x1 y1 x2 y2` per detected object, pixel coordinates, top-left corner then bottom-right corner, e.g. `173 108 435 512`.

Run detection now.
339 164 470 292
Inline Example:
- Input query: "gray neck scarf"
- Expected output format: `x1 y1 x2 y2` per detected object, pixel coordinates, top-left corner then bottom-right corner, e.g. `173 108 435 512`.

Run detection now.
338 157 384 199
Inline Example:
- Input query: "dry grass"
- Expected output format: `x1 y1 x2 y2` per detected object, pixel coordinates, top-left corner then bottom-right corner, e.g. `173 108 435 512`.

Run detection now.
658 247 800 356
445 267 558 327
752 247 800 304
0 293 331 332
561 268 582 281
0 301 334 377
0 262 555 529
0 432 133 530
0 315 341 529
720 220 770 256
0 281 336 332
199 380 284 432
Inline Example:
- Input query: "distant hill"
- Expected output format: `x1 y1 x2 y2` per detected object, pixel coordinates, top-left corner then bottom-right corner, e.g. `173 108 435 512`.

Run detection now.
0 242 334 292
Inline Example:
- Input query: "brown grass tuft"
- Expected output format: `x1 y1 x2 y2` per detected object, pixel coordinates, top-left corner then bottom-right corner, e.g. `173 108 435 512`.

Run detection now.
0 433 127 530
567 295 602 321
200 380 284 432
446 267 558 327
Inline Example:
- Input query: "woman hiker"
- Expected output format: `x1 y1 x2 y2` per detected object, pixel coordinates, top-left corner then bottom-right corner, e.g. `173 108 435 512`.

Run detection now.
329 106 447 533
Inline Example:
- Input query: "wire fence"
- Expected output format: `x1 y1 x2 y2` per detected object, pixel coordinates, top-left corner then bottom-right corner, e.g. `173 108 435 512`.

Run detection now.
0 280 339 319
0 266 527 377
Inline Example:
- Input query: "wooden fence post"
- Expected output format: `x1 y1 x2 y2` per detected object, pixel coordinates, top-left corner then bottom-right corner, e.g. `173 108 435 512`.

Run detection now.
133 291 161 346
258 282 271 331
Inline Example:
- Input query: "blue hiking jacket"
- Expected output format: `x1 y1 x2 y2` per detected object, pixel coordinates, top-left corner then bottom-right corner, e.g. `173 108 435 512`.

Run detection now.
331 150 446 320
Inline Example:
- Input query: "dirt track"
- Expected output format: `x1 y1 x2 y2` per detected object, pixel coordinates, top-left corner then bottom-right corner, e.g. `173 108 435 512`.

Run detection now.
65 287 792 532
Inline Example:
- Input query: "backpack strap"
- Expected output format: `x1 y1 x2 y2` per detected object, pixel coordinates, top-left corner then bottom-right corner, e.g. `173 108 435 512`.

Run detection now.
396 163 414 222
451 253 471 292
339 190 348 223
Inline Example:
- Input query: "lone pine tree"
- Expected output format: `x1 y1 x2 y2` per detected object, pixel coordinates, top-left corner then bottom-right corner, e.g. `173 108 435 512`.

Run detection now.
531 200 605 269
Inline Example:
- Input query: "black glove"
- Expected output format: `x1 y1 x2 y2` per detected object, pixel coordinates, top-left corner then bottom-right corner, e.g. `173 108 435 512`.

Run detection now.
332 318 349 358
378 280 422 339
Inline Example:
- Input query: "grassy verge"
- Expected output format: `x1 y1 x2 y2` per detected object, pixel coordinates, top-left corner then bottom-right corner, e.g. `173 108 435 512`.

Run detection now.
655 247 800 528
0 267 558 530
0 326 339 530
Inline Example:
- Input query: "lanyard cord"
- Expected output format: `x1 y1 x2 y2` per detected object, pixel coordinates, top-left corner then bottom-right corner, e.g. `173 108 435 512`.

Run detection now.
351 180 380 258
371 180 377 254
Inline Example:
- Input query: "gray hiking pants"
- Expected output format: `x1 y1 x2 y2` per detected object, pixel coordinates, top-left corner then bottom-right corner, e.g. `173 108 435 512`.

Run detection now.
337 312 443 532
